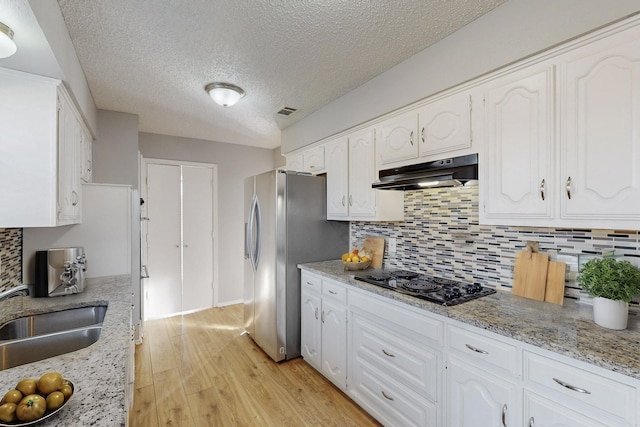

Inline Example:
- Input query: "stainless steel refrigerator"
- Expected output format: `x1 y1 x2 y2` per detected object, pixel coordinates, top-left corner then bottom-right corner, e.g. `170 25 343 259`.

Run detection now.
244 170 348 362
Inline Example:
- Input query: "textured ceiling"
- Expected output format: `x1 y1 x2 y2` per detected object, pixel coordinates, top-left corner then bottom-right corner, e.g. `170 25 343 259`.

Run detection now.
57 0 506 149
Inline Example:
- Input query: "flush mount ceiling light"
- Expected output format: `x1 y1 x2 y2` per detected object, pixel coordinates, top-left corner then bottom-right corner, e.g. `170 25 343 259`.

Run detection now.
205 82 245 107
0 21 17 58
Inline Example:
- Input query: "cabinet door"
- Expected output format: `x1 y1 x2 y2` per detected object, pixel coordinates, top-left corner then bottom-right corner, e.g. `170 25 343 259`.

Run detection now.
303 146 325 173
524 391 610 427
80 128 92 182
300 289 321 370
325 138 349 219
447 356 519 427
418 92 472 158
482 65 554 224
57 91 82 224
348 128 377 218
376 111 419 166
559 29 640 225
321 298 347 391
286 153 303 172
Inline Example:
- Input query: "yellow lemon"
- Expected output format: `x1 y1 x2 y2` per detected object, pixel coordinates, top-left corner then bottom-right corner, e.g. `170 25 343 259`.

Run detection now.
352 255 360 262
341 253 350 262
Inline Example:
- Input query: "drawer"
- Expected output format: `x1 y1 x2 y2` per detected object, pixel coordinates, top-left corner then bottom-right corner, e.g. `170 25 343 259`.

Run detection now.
523 351 637 425
447 323 519 376
349 358 437 427
300 271 322 294
322 279 347 304
352 311 440 400
350 289 444 346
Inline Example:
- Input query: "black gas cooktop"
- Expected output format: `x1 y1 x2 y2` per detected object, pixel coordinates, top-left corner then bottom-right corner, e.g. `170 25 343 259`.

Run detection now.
354 270 495 306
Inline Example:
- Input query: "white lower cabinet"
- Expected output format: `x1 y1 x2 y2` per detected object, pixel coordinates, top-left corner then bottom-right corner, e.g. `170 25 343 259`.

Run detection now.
299 269 640 427
300 271 347 391
446 356 519 427
348 289 443 427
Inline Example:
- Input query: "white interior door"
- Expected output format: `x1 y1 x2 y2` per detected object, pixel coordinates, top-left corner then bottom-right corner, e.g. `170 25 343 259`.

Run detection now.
146 163 182 319
182 165 214 312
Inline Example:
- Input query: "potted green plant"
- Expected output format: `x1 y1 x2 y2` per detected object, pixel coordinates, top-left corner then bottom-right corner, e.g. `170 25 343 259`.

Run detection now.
577 257 640 330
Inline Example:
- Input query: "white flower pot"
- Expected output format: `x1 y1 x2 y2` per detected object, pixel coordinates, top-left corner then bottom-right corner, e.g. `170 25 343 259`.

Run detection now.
592 297 629 330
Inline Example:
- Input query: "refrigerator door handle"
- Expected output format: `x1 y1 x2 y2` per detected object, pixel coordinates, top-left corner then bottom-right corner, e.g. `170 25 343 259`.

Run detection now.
247 195 257 270
253 196 262 269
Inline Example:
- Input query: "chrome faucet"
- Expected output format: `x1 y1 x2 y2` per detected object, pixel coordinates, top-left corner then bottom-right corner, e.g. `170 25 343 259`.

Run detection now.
0 284 29 302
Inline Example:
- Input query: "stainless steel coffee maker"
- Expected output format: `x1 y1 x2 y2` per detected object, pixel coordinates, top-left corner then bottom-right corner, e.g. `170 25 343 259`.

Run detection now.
34 247 87 297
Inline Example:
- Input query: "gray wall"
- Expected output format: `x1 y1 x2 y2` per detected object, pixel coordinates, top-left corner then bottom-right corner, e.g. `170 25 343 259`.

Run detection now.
138 133 274 304
93 110 140 189
281 0 640 152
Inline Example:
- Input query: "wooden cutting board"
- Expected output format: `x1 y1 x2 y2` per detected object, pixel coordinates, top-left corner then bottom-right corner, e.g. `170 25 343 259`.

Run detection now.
512 250 549 301
544 261 567 305
362 236 385 268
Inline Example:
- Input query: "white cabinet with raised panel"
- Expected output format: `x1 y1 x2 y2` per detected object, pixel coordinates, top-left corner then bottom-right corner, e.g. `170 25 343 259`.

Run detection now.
300 271 348 391
445 323 520 427
325 129 403 221
285 146 325 174
0 68 85 227
481 63 555 224
376 111 419 167
481 21 640 230
349 289 443 427
558 24 640 228
417 92 473 159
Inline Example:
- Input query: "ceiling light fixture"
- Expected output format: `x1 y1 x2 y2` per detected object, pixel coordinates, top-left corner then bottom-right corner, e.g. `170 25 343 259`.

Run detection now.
0 22 17 58
205 82 245 107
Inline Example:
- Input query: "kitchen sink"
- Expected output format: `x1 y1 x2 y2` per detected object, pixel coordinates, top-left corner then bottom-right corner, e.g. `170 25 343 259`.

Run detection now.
0 326 102 370
0 305 107 340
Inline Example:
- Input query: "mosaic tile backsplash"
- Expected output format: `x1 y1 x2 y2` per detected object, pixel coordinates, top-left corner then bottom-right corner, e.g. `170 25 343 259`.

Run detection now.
351 186 640 302
0 228 22 293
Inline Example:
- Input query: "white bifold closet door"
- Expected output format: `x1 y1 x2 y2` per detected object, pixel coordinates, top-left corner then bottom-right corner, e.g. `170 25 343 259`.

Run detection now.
145 163 214 320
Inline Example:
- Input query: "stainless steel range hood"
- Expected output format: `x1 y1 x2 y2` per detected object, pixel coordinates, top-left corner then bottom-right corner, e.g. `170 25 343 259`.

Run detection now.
373 153 478 190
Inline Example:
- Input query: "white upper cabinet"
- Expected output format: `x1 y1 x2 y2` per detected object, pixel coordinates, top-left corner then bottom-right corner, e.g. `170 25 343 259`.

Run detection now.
481 64 555 224
375 111 419 167
80 125 93 182
325 128 404 221
558 25 640 227
418 92 473 159
481 18 640 230
285 146 325 174
0 68 84 227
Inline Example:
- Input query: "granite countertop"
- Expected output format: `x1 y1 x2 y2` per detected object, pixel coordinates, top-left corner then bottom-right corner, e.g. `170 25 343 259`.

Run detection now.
299 260 640 381
0 275 132 426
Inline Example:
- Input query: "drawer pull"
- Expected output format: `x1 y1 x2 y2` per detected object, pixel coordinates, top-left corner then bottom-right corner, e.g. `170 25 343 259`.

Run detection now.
465 343 488 354
381 391 394 401
306 281 314 286
552 378 591 394
381 349 395 358
529 416 534 427
328 290 337 295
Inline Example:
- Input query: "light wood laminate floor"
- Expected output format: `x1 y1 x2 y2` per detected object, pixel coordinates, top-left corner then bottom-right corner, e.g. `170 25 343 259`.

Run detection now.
130 304 381 426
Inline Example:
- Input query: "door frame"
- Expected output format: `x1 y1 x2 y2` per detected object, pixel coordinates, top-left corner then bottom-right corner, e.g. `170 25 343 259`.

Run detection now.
142 158 219 310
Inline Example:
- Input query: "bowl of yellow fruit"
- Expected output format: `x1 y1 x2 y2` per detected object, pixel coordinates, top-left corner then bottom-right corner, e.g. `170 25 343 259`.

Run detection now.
342 249 371 271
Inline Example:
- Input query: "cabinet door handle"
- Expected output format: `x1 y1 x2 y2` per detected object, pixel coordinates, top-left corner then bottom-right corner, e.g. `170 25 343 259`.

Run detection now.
71 190 79 206
321 310 325 323
381 391 394 401
349 195 353 206
421 127 425 143
529 416 534 427
328 290 337 295
566 176 572 199
465 343 488 354
381 349 395 358
314 308 318 320
539 179 545 201
501 404 507 427
552 377 591 394
409 131 414 146
341 195 345 207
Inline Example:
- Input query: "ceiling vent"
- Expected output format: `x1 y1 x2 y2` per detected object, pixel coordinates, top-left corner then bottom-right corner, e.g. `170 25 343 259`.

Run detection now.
276 106 298 117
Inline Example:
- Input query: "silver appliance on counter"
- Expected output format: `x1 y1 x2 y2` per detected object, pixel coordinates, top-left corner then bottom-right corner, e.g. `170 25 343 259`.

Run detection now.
244 170 348 362
34 247 87 297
